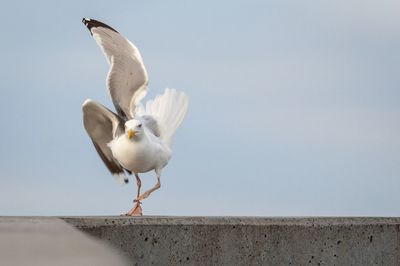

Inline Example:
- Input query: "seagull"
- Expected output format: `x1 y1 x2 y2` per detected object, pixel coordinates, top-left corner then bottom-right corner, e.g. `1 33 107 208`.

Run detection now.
81 18 188 216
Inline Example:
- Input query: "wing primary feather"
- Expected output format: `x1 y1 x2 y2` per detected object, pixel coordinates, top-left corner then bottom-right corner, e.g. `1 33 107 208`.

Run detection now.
82 18 118 35
92 141 124 174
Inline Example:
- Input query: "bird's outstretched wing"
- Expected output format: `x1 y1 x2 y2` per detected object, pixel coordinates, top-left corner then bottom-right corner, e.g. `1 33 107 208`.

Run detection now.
135 88 189 146
82 99 128 182
82 18 148 120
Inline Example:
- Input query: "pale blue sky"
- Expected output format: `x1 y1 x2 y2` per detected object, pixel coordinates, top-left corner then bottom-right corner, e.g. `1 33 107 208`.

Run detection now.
0 0 399 216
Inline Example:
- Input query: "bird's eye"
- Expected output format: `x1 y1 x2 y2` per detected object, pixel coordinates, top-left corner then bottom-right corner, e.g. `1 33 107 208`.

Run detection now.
138 124 142 128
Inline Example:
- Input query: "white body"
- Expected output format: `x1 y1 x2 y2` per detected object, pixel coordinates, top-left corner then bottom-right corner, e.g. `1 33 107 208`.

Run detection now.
109 88 188 178
109 128 171 174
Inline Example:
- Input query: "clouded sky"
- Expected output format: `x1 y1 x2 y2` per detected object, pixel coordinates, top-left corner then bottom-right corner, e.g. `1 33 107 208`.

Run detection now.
1 0 399 216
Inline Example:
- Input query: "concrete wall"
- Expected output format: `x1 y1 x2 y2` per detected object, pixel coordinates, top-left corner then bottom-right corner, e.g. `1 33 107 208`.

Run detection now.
63 217 400 265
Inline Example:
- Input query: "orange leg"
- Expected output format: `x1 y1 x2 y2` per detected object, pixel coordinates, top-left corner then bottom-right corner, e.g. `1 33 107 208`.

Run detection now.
136 173 161 201
126 173 143 216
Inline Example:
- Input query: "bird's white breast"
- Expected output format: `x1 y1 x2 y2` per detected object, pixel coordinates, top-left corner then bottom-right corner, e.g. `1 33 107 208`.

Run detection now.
109 133 170 173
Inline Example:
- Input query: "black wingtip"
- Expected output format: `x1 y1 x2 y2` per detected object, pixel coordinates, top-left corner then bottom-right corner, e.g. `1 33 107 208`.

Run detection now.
82 18 118 34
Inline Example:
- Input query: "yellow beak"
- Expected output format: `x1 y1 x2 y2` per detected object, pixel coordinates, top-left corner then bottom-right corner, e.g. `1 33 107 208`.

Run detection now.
127 129 135 139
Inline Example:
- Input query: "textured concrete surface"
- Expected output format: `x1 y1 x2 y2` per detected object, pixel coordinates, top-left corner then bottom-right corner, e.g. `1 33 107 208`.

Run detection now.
0 217 128 266
63 216 400 265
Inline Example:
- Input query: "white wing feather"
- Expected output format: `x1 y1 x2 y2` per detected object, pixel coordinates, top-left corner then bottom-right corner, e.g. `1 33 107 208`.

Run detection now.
136 88 188 146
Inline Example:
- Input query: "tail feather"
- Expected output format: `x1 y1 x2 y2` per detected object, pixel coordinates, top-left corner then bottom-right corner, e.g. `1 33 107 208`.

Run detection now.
138 88 188 146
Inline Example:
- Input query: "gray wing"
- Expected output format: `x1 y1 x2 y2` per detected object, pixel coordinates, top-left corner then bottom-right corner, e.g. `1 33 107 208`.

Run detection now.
82 99 127 177
141 115 160 137
82 18 148 120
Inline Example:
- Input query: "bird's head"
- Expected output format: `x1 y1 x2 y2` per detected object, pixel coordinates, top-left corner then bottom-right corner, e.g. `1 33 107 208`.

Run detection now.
125 119 144 140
